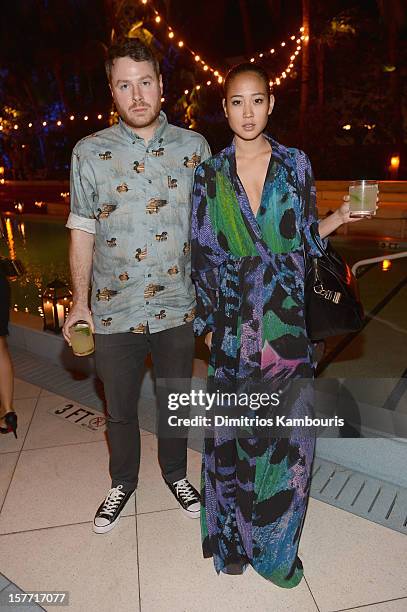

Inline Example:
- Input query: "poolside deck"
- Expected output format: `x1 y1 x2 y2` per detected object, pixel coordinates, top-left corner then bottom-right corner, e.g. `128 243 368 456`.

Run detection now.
1 375 407 612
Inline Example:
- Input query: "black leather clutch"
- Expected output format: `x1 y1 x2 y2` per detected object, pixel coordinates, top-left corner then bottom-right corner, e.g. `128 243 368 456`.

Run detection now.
304 226 364 342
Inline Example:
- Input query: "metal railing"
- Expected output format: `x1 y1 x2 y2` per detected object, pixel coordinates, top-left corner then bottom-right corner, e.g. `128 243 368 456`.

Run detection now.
352 251 407 276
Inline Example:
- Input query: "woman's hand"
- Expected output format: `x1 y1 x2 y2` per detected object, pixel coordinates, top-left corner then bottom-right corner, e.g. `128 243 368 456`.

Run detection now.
204 332 212 351
319 193 379 238
338 193 379 224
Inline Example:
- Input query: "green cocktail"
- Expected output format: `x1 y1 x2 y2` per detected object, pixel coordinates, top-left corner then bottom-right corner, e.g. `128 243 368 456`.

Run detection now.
70 320 94 356
349 180 378 218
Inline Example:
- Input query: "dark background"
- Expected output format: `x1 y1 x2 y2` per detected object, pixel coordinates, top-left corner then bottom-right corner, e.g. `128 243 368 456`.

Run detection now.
0 0 406 179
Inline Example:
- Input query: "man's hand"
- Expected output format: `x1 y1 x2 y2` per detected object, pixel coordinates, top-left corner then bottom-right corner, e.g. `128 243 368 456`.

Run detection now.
62 303 94 345
204 332 212 351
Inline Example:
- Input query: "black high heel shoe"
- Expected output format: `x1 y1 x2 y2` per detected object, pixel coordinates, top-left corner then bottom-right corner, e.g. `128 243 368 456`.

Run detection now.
0 411 18 439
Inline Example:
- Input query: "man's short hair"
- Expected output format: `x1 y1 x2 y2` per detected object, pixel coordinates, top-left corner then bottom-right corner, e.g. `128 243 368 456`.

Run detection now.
105 39 160 81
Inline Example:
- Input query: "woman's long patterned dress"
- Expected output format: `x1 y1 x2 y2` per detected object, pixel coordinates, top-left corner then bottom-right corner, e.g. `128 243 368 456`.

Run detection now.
191 135 325 587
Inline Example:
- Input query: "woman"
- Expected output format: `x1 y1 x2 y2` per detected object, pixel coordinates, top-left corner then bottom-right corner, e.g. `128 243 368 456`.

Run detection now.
0 216 17 438
191 63 365 586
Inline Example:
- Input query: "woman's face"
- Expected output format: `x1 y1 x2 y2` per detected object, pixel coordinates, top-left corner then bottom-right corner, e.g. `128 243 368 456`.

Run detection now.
223 72 274 141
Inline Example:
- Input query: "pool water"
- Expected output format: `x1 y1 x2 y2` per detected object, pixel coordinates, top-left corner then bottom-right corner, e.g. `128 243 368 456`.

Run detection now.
0 214 403 316
0 216 70 315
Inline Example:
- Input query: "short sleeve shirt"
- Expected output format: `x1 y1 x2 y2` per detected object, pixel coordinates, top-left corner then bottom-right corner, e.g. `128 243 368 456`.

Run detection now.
67 112 211 334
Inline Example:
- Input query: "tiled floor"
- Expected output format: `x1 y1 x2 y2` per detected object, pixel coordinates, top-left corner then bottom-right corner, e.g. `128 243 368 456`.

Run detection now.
1 378 406 612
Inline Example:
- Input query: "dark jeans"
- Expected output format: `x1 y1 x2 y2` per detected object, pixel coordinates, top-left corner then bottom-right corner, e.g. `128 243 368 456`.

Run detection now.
95 323 195 492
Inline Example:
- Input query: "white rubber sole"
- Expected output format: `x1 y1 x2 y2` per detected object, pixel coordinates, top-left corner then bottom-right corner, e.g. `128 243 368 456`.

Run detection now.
93 514 121 534
180 506 200 519
93 491 135 534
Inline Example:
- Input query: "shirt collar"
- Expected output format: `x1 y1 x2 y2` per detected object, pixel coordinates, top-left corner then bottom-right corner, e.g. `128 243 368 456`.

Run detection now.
118 111 169 147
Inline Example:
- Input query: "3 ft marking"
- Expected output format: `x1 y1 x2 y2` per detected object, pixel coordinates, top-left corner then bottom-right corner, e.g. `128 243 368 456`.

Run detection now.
49 402 107 431
54 404 94 422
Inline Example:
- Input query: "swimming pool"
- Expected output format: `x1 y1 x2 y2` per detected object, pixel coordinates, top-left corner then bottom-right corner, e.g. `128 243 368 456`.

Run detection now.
0 215 70 315
0 214 405 316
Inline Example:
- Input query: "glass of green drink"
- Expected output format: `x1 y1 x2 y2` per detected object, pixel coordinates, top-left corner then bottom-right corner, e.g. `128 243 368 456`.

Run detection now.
70 320 95 356
349 180 378 218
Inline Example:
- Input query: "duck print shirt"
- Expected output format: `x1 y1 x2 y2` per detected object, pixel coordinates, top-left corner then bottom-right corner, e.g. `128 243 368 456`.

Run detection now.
67 111 211 334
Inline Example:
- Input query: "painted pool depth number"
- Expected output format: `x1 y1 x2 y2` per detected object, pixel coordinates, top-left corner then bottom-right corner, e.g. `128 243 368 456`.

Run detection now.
49 402 107 432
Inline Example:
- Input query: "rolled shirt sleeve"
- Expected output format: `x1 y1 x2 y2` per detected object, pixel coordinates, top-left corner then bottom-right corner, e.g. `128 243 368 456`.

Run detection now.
66 146 97 234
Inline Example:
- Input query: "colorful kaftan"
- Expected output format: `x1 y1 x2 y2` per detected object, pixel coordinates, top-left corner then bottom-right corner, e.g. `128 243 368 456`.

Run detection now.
191 135 325 587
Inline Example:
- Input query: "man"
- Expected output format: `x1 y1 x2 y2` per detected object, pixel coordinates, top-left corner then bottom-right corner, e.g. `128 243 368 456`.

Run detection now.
63 39 210 533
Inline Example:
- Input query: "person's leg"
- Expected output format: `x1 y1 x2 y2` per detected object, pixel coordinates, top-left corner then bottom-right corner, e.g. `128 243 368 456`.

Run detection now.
0 272 13 427
95 332 149 492
0 336 14 422
149 323 195 484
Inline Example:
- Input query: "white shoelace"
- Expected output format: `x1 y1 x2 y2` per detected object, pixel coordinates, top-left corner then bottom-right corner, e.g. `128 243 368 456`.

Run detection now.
100 485 126 517
174 479 198 504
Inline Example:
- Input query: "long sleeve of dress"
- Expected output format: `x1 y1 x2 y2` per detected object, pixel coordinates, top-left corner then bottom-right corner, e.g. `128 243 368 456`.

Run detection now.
297 150 327 257
191 164 227 336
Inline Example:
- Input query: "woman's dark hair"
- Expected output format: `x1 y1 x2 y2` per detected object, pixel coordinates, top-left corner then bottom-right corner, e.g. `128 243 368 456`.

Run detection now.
105 39 160 81
223 62 271 99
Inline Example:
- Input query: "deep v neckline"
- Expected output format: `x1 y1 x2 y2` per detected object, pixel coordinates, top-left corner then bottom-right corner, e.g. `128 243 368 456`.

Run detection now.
234 140 273 222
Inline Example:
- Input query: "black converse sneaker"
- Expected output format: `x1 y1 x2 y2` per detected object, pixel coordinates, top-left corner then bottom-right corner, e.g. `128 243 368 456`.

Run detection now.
93 485 134 534
165 478 200 518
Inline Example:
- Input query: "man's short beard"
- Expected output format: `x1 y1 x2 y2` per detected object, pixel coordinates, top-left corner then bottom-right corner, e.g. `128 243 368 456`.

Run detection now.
123 105 161 130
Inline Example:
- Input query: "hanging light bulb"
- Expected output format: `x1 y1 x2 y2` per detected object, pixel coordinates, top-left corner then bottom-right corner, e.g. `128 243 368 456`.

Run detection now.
168 31 174 39
155 15 161 23
178 40 184 47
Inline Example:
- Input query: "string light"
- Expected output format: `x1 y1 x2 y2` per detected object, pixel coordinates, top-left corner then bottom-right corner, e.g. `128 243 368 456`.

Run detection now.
142 0 223 79
0 27 309 136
